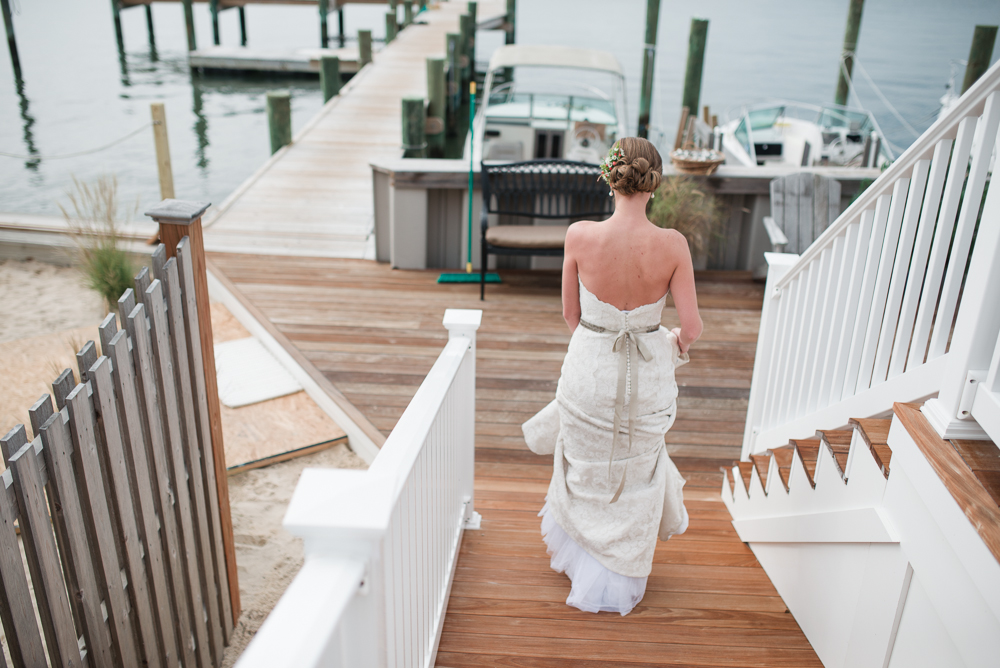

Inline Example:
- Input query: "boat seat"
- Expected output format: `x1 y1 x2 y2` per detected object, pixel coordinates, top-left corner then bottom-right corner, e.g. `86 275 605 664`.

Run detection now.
480 159 613 299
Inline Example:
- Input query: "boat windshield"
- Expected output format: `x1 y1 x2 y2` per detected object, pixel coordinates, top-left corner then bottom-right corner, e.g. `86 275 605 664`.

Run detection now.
748 106 784 131
816 107 874 134
486 86 617 125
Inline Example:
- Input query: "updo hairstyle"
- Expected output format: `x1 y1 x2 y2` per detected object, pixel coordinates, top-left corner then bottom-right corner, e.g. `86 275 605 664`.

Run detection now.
606 136 663 196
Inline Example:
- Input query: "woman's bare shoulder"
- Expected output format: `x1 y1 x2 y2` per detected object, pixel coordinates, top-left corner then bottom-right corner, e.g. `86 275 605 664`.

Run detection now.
565 219 601 246
652 226 691 252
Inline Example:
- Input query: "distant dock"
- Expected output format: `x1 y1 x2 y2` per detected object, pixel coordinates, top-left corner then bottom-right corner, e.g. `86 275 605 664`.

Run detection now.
189 45 364 75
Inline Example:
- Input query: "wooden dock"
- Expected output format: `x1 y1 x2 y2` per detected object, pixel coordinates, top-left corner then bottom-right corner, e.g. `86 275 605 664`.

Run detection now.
202 1 504 260
208 253 821 666
188 45 363 74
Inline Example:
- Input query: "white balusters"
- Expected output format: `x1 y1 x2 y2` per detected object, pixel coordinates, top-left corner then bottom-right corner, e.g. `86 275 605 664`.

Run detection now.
743 60 1000 455
237 309 482 668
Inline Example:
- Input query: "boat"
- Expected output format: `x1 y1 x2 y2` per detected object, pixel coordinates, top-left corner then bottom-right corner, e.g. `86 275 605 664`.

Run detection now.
472 45 628 165
718 100 894 169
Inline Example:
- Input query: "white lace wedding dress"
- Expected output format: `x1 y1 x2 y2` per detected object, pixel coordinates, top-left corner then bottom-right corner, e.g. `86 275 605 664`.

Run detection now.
522 279 689 615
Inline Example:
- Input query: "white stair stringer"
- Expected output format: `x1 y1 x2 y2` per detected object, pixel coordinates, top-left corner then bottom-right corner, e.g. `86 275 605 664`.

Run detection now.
722 416 1000 667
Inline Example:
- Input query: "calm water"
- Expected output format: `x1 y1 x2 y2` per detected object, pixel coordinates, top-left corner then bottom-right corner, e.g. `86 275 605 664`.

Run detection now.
1 0 997 220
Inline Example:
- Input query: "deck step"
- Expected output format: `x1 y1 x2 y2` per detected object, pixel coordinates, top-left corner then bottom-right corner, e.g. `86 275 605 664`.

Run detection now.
721 466 735 496
950 440 1000 508
770 446 794 492
790 439 822 488
736 460 754 491
750 453 770 491
818 429 852 480
850 418 893 478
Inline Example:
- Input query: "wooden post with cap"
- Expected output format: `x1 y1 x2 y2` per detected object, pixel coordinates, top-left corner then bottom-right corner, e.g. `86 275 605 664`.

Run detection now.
144 199 240 626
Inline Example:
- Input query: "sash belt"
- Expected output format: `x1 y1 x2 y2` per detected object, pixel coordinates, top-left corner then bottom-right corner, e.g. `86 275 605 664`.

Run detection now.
578 318 659 503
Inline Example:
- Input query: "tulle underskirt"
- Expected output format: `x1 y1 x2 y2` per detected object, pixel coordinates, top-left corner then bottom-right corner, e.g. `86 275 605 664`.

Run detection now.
539 502 648 616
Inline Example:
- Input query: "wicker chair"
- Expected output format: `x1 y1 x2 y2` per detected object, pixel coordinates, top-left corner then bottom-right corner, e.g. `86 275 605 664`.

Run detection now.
480 159 614 299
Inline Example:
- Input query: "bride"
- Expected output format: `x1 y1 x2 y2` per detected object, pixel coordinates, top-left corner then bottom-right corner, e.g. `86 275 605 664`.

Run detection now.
522 137 703 616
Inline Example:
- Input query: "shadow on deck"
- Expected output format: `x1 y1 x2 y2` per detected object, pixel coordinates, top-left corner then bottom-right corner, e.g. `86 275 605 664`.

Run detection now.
208 254 821 667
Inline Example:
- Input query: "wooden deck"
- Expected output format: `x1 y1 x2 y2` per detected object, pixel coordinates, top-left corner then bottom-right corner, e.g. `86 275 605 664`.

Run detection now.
201 0 503 259
208 253 821 667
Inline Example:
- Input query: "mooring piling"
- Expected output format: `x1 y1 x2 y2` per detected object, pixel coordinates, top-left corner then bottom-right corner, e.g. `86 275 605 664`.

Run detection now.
404 1 413 27
145 4 157 54
210 0 220 45
446 32 461 138
239 6 247 45
359 29 373 66
962 25 998 94
402 97 427 158
320 0 329 47
834 0 864 106
637 0 661 139
2 0 20 74
150 103 176 200
386 11 397 43
681 18 709 125
337 6 345 47
320 55 341 102
182 0 196 51
266 91 292 155
427 57 446 158
505 0 516 45
111 0 125 53
459 13 473 104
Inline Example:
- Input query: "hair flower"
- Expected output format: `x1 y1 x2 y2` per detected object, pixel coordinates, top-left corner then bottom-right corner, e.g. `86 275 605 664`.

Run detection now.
599 142 626 189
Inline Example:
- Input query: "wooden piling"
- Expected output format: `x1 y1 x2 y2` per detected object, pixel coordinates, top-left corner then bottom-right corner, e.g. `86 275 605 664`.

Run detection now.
505 0 515 45
239 6 247 45
2 0 19 74
637 0 661 139
404 1 413 27
210 0 220 45
111 0 125 52
385 11 397 43
182 0 196 51
459 14 472 104
319 0 329 47
151 103 176 200
427 57 446 158
674 105 689 150
359 29 372 66
266 90 292 155
962 25 998 94
145 4 157 52
338 6 345 47
834 0 864 106
467 2 477 79
402 97 427 158
681 18 709 122
446 32 461 137
320 55 341 102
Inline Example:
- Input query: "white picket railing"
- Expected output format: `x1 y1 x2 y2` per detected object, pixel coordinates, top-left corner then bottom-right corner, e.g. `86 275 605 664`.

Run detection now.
743 60 1000 459
235 309 482 668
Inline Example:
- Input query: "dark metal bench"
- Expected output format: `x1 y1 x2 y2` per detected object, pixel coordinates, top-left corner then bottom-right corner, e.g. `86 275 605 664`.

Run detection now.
480 159 614 299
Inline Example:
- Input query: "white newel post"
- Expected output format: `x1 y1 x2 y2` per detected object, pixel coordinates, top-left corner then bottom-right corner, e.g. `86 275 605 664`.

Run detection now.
922 131 1000 441
443 308 483 529
742 253 800 460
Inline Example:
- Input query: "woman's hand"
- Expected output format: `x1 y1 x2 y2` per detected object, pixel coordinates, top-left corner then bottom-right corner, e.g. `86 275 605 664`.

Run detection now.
671 327 690 354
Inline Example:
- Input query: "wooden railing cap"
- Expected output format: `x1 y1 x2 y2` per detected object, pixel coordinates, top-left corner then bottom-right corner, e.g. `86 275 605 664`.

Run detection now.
144 199 211 225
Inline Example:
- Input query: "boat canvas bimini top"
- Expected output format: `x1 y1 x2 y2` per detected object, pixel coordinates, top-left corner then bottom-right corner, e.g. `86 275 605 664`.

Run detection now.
473 45 628 166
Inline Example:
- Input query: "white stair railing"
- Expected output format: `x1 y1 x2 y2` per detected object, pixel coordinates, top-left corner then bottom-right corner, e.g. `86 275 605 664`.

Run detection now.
743 61 1000 459
235 309 482 668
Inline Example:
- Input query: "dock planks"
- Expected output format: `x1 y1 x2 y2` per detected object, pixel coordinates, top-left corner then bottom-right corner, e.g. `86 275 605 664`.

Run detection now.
202 1 503 259
208 253 820 667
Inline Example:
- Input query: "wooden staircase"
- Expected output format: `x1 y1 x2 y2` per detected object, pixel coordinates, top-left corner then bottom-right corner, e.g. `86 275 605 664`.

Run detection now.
723 405 1000 667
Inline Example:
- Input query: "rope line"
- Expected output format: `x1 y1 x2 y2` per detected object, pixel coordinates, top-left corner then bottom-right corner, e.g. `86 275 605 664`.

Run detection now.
0 122 153 160
848 55 921 139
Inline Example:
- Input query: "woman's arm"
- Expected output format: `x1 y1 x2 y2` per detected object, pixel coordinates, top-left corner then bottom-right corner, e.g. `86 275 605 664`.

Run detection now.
666 232 702 353
562 226 582 333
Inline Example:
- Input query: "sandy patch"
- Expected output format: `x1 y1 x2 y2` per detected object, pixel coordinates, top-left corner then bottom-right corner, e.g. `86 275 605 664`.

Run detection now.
221 442 367 666
0 260 106 343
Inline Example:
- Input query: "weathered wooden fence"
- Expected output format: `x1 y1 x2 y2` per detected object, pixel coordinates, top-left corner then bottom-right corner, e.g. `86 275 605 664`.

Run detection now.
1 238 233 667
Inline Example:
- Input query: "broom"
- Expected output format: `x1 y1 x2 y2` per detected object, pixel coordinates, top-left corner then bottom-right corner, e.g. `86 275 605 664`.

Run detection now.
438 81 500 284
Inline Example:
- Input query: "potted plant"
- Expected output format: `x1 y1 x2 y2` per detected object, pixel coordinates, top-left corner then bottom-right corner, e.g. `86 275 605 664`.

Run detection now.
647 175 726 270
